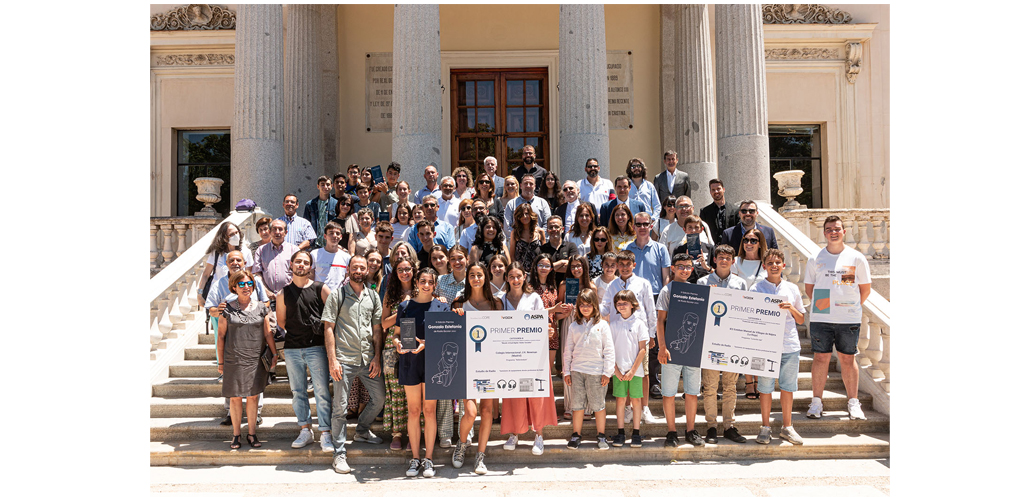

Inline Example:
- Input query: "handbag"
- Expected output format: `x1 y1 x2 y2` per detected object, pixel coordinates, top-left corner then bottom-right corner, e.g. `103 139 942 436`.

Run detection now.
260 344 275 372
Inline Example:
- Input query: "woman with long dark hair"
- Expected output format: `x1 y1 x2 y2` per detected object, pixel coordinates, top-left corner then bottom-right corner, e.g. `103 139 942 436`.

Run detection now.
380 256 417 450
509 203 544 276
469 215 509 265
539 171 564 213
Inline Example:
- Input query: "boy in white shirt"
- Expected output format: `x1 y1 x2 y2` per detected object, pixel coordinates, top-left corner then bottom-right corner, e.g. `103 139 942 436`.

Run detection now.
608 290 648 448
312 221 351 290
656 253 704 447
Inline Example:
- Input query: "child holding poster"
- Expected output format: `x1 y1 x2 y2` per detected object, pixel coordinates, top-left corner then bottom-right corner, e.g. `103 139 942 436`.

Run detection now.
608 290 648 448
655 253 704 448
563 288 615 450
751 249 806 445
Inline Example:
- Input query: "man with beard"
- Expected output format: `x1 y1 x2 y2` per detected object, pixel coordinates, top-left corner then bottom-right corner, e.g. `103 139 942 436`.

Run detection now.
720 200 779 254
698 179 739 245
322 254 386 473
579 158 614 208
511 145 547 190
457 200 490 252
626 158 660 220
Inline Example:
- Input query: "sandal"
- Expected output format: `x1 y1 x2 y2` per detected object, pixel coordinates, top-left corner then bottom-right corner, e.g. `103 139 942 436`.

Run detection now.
230 434 242 449
745 382 758 400
246 434 262 448
563 411 573 421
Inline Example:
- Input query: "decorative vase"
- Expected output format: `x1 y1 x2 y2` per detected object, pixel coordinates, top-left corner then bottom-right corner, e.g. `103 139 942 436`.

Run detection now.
194 177 225 217
773 170 806 212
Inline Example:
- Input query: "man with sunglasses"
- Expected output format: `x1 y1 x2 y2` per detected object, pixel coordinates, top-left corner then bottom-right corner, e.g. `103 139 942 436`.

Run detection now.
553 180 581 234
720 200 778 254
407 195 456 253
579 158 614 207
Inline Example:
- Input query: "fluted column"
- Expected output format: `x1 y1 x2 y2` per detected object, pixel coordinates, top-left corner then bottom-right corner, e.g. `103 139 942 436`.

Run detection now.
559 4 610 184
715 4 770 203
677 4 717 208
392 4 442 173
320 5 340 177
232 4 284 216
285 4 323 199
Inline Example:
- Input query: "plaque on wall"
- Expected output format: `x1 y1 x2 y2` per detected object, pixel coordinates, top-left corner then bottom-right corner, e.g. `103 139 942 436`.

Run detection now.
366 52 393 132
606 50 633 130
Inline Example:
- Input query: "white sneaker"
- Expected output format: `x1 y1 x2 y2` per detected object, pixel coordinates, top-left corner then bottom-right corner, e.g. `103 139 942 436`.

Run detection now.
806 397 823 419
503 434 518 451
405 458 421 477
291 427 314 448
531 435 544 455
332 453 351 473
467 427 474 445
421 458 435 478
440 437 452 448
848 398 867 420
474 453 488 474
320 432 335 452
623 405 633 424
780 426 804 445
755 425 771 445
641 406 658 424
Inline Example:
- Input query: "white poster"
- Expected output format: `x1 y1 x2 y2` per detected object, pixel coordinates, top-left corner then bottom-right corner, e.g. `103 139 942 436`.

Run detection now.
464 310 550 399
699 286 788 377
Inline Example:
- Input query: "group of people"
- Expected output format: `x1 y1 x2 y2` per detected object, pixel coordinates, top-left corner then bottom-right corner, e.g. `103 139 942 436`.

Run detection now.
198 147 872 476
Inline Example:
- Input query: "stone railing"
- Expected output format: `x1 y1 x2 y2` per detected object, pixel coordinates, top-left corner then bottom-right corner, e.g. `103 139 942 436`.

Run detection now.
149 209 265 382
150 217 221 275
780 208 889 260
758 205 891 415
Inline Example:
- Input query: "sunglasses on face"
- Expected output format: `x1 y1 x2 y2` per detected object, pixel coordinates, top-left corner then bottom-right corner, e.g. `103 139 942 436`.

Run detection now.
743 238 759 244
593 238 607 242
740 209 757 214
237 281 255 288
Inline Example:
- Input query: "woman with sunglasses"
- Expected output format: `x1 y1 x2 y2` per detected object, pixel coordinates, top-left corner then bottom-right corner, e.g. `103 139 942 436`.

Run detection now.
331 193 355 249
472 173 502 220
453 166 476 200
380 256 417 450
732 228 769 400
655 195 677 243
587 227 613 280
217 270 275 449
566 202 598 257
454 198 475 245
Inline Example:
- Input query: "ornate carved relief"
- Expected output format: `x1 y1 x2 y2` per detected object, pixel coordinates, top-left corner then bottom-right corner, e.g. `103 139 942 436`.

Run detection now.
845 42 862 83
765 48 841 60
155 54 235 66
151 4 236 31
762 4 853 24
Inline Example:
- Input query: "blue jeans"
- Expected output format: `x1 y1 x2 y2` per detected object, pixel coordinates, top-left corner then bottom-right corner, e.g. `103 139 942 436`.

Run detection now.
283 346 332 432
330 360 386 456
758 351 800 394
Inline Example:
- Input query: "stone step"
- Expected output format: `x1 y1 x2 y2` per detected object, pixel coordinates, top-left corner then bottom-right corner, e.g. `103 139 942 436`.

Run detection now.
150 432 890 466
150 407 887 442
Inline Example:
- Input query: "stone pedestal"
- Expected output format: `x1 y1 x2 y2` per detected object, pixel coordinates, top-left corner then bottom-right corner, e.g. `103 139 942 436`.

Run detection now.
231 4 284 217
715 4 770 203
284 4 323 198
675 4 717 208
558 4 610 183
392 4 442 174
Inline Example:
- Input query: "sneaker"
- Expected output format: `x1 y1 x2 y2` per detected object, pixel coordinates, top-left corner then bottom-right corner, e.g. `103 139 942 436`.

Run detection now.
623 406 633 424
405 458 421 477
705 427 718 444
307 377 314 394
630 433 643 448
219 414 232 426
421 458 435 478
649 383 663 399
641 406 658 424
685 430 705 447
567 433 581 450
531 435 544 455
596 433 610 450
467 427 474 445
664 431 679 448
612 433 626 447
780 426 804 445
321 432 335 452
291 427 314 448
807 397 823 419
503 434 518 451
440 437 452 448
755 425 771 445
473 453 488 474
452 441 466 468
354 430 383 444
848 398 867 420
724 427 747 443
256 415 263 426
332 453 351 474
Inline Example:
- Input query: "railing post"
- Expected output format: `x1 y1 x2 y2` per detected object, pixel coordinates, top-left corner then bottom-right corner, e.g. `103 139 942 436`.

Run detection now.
174 224 189 259
878 326 890 391
884 218 891 257
150 224 160 272
841 214 856 247
864 317 883 378
871 214 887 258
856 213 872 256
811 215 826 246
159 224 175 269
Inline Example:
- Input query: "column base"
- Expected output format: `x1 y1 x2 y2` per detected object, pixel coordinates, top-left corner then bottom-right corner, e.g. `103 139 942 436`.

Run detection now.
232 138 284 219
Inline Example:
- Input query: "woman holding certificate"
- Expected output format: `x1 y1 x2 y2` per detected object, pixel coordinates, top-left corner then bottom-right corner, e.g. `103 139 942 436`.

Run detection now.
393 267 449 478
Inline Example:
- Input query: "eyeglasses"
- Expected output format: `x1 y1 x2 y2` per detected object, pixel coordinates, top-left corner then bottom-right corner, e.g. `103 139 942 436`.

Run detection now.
456 174 468 178
461 206 472 210
340 202 353 206
562 187 575 192
739 209 757 214
677 204 692 209
397 267 413 274
824 227 843 234
742 238 760 244
237 281 255 288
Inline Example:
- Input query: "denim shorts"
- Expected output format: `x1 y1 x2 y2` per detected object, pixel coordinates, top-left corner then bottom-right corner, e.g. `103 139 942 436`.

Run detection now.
757 351 799 394
810 322 860 355
659 363 701 397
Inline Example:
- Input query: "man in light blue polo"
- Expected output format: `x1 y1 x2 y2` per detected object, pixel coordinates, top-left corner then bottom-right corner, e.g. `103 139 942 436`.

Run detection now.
278 194 317 251
504 174 551 230
407 194 456 252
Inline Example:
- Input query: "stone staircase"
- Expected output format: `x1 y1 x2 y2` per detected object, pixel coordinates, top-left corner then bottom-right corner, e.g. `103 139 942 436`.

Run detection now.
151 328 889 466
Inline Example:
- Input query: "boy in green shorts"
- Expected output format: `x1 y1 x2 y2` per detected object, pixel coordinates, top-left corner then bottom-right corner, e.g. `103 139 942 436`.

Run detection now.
608 289 648 448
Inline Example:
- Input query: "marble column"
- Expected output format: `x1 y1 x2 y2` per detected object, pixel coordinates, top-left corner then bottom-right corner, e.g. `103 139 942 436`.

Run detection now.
231 4 284 216
715 4 770 203
284 4 323 199
319 5 340 177
559 4 610 184
392 4 442 175
676 4 717 208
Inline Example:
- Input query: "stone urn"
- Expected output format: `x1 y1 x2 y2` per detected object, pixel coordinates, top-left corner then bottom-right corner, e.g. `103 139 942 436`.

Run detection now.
773 170 806 212
194 177 225 217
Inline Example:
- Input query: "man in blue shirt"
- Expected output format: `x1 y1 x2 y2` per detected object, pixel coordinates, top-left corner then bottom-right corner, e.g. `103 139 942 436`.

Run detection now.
626 158 660 218
414 165 443 205
407 194 456 252
278 194 317 251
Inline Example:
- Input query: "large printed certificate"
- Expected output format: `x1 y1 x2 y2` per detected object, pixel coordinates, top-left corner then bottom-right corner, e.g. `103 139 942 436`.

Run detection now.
424 310 550 400
662 281 787 378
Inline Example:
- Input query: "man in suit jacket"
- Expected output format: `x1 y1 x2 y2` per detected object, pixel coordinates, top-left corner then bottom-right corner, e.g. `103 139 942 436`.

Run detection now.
553 179 581 233
303 176 339 249
720 200 779 254
600 175 647 227
698 178 739 245
483 156 505 198
653 150 690 211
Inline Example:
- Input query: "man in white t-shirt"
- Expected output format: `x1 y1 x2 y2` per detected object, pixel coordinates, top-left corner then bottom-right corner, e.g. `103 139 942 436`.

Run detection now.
436 176 461 227
803 215 872 421
312 221 351 291
579 158 614 208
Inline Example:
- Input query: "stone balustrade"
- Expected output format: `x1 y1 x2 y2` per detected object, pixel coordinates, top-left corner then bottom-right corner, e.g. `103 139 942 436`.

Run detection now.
759 205 891 415
781 208 889 260
150 217 221 275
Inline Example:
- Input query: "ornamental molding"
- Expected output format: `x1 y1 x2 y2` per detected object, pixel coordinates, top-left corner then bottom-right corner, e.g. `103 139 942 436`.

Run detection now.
845 42 862 83
151 4 236 31
762 4 853 24
155 53 235 66
765 48 841 60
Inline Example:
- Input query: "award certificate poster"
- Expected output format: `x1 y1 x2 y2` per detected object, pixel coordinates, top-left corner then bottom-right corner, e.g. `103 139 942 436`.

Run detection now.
424 312 467 401
464 310 550 400
662 281 711 369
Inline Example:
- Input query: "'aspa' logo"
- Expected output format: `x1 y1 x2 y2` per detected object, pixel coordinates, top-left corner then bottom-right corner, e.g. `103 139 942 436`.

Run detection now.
526 313 545 320
524 314 531 320
765 296 783 304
